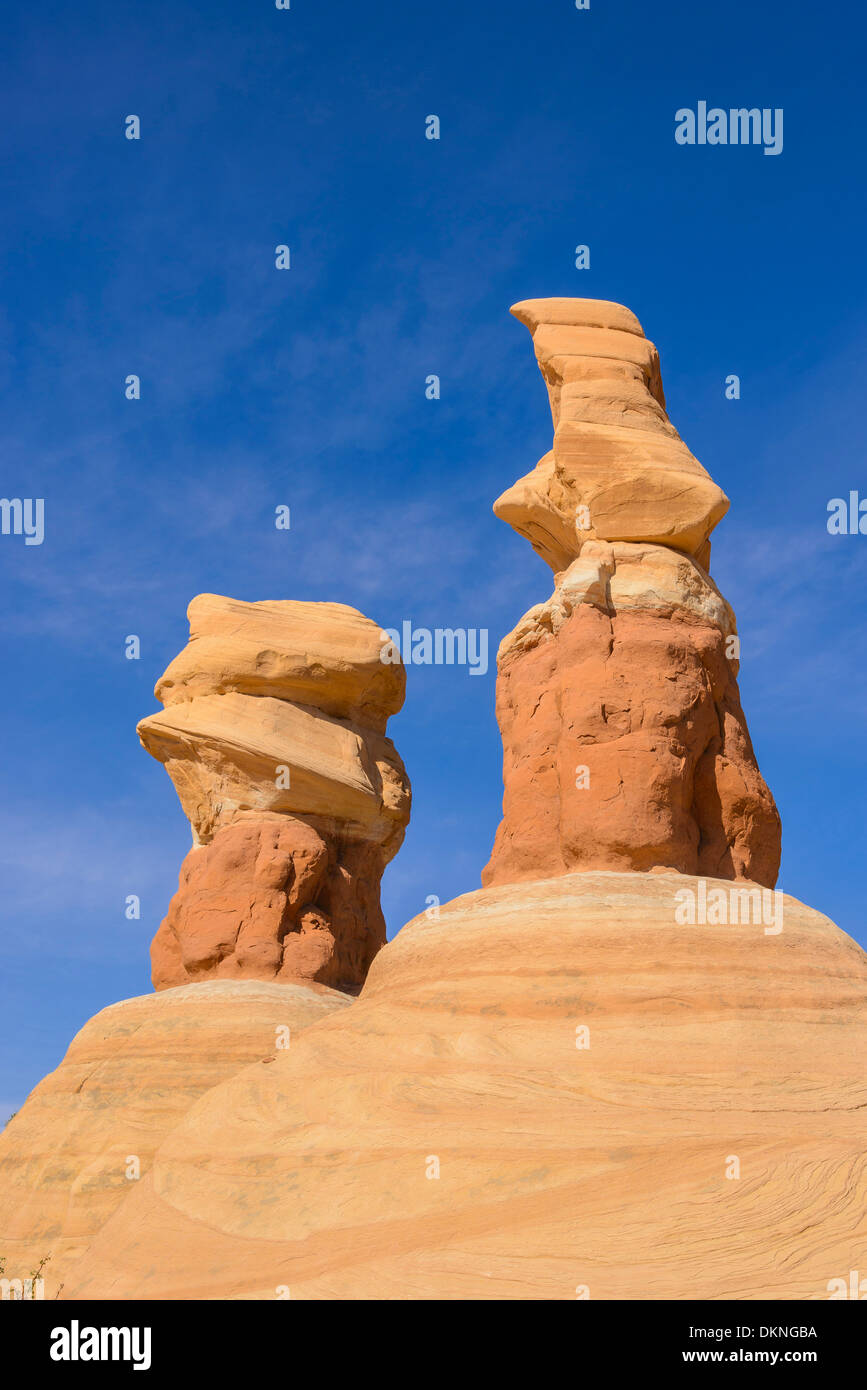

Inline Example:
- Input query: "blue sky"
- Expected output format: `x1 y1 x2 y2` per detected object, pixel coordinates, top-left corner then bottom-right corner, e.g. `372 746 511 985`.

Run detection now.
1 0 865 1116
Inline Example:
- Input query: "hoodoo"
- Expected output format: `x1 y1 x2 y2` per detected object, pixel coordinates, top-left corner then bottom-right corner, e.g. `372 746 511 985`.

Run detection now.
139 594 411 994
484 298 781 889
60 302 866 1303
3 303 865 1305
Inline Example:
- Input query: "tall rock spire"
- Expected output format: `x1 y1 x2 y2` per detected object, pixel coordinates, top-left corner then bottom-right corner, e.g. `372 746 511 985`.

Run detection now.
484 298 781 888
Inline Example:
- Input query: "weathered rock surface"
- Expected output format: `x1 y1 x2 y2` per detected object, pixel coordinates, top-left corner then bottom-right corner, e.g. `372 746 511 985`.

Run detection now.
138 691 409 850
506 539 737 639
156 594 404 732
151 818 391 993
494 298 729 570
0 980 350 1299
483 543 781 889
62 874 867 1301
139 594 410 991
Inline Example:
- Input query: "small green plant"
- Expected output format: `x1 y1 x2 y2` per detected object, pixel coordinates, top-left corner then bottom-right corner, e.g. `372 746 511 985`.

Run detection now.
29 1253 51 1296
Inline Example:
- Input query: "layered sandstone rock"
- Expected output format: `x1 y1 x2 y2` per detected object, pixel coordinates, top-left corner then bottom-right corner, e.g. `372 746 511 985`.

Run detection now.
483 542 781 888
6 298 862 1307
155 593 403 731
0 979 350 1299
140 594 410 993
486 301 780 888
495 298 729 570
63 874 867 1301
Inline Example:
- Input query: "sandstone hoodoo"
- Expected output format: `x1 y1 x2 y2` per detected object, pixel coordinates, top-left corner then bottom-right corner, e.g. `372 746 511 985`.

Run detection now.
4 300 864 1305
139 594 411 994
484 298 781 889
59 300 866 1305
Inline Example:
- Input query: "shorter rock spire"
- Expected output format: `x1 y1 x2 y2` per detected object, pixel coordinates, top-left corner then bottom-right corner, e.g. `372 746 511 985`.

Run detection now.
138 594 410 993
